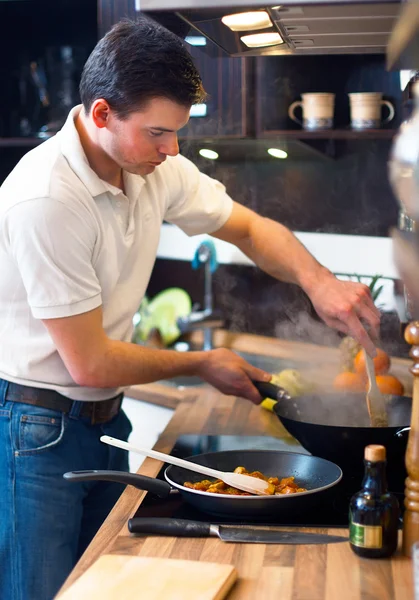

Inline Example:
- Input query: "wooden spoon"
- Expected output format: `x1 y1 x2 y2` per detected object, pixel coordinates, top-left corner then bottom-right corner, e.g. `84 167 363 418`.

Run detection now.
100 435 274 496
363 349 388 427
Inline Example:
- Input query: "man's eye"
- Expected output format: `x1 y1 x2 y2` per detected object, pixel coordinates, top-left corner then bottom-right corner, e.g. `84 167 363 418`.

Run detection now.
150 131 163 137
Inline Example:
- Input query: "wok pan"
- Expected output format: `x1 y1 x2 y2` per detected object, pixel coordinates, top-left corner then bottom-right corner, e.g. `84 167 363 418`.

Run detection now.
272 391 411 492
64 449 342 521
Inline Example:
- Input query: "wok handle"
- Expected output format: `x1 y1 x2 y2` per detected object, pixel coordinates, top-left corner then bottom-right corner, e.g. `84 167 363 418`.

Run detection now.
63 470 171 498
128 518 212 537
252 380 291 401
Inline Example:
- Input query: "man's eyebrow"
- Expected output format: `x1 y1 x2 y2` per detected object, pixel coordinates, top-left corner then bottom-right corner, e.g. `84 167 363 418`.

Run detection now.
149 126 175 133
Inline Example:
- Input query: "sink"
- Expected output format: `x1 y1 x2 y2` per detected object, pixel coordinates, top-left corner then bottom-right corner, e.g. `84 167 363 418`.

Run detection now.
158 350 300 388
160 375 205 388
236 351 299 373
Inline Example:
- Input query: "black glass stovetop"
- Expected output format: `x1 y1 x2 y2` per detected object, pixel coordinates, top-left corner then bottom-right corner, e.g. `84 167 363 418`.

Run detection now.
132 435 404 528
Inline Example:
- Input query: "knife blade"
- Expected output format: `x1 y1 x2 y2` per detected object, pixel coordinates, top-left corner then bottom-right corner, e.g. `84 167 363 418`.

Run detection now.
128 518 348 545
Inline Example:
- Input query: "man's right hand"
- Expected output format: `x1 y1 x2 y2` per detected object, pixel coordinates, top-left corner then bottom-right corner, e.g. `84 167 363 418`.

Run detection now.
197 348 272 404
42 306 271 403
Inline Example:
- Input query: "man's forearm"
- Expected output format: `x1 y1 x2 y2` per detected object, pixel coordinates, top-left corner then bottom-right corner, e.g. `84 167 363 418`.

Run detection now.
79 339 206 388
237 216 334 294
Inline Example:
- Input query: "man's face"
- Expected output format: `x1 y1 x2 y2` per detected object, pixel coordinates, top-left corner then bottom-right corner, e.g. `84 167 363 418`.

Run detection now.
101 97 191 176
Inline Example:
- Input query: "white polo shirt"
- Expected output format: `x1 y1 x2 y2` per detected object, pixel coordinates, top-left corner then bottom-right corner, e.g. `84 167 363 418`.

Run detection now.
0 106 233 400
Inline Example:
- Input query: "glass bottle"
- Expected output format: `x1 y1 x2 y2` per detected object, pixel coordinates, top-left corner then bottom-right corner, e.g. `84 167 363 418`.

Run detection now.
349 445 400 558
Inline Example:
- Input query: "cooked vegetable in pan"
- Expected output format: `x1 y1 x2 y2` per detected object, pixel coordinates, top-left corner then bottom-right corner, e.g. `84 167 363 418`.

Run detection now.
184 466 307 496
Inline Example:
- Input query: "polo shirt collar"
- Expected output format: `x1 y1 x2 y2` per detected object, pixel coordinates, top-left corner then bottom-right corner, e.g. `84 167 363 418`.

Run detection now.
58 105 146 199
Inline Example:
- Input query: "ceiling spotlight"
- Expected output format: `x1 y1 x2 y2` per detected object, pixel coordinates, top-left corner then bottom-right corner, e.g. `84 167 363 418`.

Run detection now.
222 11 272 32
199 149 219 160
267 148 288 159
241 32 283 48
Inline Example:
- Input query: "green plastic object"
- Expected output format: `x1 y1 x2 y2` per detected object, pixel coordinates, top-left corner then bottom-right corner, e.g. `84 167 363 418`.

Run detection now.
135 288 192 346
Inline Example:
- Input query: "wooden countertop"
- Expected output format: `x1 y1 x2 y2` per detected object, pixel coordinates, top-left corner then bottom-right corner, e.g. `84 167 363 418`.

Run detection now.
58 381 414 599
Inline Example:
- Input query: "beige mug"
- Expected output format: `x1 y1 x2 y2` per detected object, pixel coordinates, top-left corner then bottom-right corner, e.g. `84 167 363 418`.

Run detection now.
288 93 335 130
349 92 395 130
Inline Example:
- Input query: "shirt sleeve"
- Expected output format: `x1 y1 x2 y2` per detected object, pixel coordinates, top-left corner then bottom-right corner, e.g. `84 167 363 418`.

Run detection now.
163 154 234 236
3 197 102 319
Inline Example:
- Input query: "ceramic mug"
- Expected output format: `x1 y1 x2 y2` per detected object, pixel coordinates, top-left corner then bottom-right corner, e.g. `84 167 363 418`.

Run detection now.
288 93 335 130
349 92 395 130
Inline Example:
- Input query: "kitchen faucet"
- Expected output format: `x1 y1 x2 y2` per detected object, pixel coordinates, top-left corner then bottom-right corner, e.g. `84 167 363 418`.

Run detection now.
176 241 224 351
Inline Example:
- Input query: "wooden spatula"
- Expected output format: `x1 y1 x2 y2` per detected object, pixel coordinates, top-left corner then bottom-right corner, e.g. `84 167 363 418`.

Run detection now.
364 349 388 427
100 435 274 496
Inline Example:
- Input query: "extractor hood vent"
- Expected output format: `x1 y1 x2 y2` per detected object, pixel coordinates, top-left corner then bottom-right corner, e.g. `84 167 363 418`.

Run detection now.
140 2 402 57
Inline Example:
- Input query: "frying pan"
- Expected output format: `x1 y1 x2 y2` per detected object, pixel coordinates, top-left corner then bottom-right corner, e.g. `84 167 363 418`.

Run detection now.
64 449 342 521
272 391 411 492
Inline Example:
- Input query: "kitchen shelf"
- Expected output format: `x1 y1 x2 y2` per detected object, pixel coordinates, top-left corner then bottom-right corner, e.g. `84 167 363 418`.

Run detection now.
259 129 397 140
0 137 46 148
179 136 332 162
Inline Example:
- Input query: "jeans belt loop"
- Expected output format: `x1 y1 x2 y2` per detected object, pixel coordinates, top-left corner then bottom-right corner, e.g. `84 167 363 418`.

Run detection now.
0 379 9 407
91 402 98 426
69 400 83 420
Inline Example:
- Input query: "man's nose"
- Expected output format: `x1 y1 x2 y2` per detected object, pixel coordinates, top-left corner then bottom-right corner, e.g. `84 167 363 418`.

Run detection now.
160 135 179 157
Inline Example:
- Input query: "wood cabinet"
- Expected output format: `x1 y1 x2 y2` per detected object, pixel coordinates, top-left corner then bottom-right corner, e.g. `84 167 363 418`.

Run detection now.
179 47 253 139
0 0 97 182
0 0 406 174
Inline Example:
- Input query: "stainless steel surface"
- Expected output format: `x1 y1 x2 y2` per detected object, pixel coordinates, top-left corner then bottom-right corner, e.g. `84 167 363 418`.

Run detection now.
159 350 298 388
176 242 224 352
389 81 419 222
140 1 401 57
389 76 419 312
387 0 419 70
214 524 348 544
138 0 395 11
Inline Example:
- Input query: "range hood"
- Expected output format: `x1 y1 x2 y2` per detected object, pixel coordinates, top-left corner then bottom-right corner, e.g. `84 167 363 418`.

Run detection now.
138 1 402 57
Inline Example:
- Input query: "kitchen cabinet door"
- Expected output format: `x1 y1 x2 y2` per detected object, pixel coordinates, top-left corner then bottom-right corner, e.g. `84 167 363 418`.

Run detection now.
98 2 252 139
179 46 253 139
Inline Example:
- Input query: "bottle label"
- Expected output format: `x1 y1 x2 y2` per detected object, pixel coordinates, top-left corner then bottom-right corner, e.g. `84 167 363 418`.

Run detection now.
349 522 383 549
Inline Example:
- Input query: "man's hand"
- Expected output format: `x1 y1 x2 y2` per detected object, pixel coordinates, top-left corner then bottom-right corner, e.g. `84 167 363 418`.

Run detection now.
198 348 272 404
306 273 381 356
42 307 272 403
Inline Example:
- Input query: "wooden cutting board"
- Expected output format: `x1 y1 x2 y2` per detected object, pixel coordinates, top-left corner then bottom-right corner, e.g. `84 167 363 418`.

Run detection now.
57 554 237 600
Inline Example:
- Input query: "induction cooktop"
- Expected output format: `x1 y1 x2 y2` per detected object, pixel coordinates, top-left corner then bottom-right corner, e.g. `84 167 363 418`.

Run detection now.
132 434 404 528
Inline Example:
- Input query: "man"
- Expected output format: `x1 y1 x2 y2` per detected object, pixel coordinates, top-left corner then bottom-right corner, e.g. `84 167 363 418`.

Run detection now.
0 17 379 600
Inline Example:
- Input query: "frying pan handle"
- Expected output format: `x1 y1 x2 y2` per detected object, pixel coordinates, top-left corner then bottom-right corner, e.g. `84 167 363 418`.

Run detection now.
252 380 291 401
128 518 211 537
63 470 171 498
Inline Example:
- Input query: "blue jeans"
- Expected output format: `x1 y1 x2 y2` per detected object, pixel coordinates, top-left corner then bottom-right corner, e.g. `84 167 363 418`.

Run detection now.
0 379 132 600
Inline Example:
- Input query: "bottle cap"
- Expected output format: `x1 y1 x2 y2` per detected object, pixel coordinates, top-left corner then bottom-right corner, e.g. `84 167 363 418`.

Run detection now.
364 444 386 462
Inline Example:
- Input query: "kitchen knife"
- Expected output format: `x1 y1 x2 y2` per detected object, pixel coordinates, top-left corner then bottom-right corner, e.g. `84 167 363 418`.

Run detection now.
128 518 347 545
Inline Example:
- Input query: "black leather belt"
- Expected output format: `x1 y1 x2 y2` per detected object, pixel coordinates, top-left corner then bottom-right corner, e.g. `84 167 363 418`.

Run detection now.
4 381 123 425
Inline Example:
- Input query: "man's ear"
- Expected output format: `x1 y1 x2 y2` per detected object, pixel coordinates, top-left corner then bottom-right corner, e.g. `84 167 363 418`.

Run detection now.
90 99 111 129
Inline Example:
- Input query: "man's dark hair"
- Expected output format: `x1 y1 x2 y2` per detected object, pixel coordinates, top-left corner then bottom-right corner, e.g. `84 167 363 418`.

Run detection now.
79 17 206 118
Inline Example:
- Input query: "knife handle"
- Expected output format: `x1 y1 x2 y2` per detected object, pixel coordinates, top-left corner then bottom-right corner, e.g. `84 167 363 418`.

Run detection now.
252 380 291 401
128 518 211 537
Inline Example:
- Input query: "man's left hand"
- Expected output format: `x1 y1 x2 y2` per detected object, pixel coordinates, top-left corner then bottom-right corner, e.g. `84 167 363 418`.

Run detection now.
307 274 381 357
